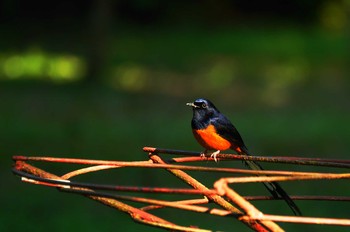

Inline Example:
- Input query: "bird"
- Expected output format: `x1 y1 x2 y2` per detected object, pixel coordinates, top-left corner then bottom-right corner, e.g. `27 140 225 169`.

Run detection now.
186 98 301 216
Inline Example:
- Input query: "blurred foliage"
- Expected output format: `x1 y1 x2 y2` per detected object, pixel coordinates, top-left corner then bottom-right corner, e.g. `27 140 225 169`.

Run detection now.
1 0 350 232
0 48 85 82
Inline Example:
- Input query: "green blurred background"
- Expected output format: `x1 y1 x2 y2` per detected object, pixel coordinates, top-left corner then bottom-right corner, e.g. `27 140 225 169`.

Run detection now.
2 1 350 231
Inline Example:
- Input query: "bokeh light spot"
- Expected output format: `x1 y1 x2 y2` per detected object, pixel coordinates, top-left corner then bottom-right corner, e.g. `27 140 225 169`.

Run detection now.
113 64 147 91
4 55 24 78
0 49 85 82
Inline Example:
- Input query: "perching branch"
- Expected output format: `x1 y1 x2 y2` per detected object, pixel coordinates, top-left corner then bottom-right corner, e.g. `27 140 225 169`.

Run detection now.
12 146 350 232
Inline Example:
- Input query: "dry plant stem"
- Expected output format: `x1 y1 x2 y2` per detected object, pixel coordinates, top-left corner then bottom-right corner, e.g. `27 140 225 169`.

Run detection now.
141 198 210 211
13 155 342 177
61 165 120 179
13 166 350 204
142 199 234 216
19 169 219 195
20 167 350 203
12 149 350 231
14 161 202 232
149 153 276 232
17 167 350 204
214 179 284 232
88 195 210 232
244 196 350 202
63 188 231 216
215 178 350 227
132 219 211 232
143 147 350 168
239 215 350 226
218 173 350 185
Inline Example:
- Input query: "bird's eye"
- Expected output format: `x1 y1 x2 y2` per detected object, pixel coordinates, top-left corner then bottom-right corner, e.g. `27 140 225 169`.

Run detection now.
202 103 207 108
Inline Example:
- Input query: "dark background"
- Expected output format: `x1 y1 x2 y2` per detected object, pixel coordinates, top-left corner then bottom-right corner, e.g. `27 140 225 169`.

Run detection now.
1 0 350 231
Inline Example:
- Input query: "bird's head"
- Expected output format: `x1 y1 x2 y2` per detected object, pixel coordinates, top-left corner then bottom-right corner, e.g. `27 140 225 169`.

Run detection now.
186 98 219 118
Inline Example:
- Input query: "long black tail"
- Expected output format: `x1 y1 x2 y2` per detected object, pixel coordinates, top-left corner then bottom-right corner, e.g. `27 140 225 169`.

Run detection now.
245 160 302 216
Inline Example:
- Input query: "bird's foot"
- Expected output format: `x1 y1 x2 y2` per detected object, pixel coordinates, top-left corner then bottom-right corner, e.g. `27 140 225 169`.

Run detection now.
210 150 221 162
200 150 208 159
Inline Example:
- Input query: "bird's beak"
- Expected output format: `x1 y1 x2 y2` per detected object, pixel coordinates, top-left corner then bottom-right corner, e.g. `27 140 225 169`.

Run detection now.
186 102 198 108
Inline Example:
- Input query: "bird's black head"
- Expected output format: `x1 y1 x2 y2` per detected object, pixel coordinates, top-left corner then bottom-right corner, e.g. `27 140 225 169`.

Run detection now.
186 98 220 127
186 98 218 111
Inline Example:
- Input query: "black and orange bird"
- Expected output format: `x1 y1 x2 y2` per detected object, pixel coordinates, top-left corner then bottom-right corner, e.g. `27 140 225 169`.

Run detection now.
187 98 301 216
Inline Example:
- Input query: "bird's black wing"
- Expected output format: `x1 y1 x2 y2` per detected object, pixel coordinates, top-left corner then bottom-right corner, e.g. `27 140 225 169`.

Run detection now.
210 115 249 154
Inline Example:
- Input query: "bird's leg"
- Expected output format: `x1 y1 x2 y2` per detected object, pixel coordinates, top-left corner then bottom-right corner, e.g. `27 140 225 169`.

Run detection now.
210 150 221 162
200 149 208 159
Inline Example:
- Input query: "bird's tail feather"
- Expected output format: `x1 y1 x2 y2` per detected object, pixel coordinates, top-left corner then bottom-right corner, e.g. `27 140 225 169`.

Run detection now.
244 160 302 216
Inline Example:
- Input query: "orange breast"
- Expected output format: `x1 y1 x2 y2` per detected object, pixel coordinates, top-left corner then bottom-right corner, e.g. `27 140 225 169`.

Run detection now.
192 124 231 151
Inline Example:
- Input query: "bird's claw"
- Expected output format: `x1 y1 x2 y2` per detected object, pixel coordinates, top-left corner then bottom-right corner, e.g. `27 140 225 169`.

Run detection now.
210 150 220 162
200 150 220 162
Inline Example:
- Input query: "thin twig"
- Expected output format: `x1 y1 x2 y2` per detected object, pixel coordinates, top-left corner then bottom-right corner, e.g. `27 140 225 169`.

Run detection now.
215 174 350 185
12 155 346 177
61 188 232 216
240 214 350 226
143 147 350 168
148 153 276 232
11 146 350 232
14 168 350 203
13 161 207 232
